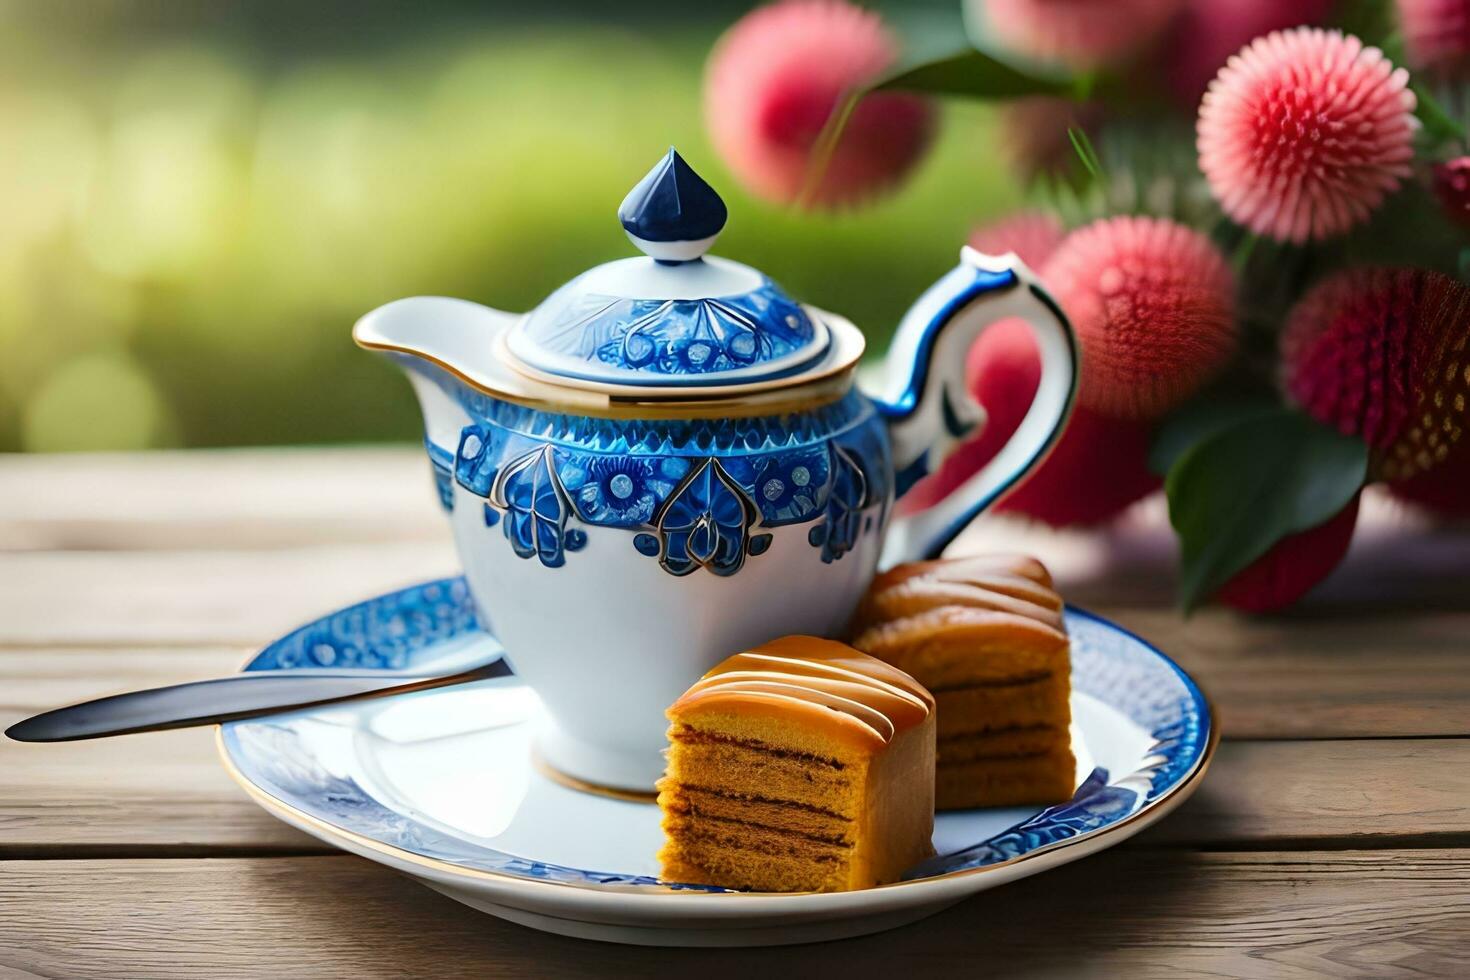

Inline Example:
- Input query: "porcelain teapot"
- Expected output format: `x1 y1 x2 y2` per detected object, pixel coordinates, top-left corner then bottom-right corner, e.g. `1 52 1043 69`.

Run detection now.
355 149 1077 791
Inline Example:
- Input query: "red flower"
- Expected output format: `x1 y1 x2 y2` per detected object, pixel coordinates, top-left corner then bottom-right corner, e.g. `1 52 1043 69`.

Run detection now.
1282 267 1470 481
1397 0 1470 75
705 0 935 209
1432 157 1470 228
902 318 1160 527
1043 216 1236 420
1216 493 1360 612
1197 28 1417 242
1391 446 1470 516
981 0 1183 69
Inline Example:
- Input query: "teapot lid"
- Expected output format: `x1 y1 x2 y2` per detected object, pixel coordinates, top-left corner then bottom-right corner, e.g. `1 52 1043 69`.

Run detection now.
503 149 832 390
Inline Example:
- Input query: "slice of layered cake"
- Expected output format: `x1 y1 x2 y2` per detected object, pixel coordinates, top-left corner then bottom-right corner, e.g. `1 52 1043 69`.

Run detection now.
657 636 935 892
851 555 1076 810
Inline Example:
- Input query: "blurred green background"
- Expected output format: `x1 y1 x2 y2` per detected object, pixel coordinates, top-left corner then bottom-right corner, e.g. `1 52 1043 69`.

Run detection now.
0 0 1018 452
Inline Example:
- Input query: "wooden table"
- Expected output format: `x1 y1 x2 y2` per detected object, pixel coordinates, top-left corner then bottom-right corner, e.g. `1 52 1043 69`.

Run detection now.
2 448 1468 978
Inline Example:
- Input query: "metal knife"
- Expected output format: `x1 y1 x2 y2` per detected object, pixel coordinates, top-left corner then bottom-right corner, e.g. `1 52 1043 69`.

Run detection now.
4 656 512 742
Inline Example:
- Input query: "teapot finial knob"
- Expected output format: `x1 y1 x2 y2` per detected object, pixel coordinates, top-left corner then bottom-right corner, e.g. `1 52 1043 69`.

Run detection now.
619 148 728 264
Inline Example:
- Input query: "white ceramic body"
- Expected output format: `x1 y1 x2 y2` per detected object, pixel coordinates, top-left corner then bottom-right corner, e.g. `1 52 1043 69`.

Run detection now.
450 492 884 788
411 365 889 789
360 248 1080 791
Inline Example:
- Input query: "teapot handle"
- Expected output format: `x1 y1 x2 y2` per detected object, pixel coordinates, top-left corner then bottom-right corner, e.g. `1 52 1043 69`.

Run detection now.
872 247 1078 567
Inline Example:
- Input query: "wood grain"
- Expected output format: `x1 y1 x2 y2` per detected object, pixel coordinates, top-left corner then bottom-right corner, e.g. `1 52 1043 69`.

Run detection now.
4 653 1467 854
1 851 1466 979
4 450 1466 603
3 449 1469 976
0 447 442 552
1104 607 1470 739
1138 740 1470 848
3 585 1466 738
0 545 458 646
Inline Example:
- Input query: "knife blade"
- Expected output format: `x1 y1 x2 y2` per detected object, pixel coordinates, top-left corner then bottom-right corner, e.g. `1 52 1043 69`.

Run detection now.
4 656 512 742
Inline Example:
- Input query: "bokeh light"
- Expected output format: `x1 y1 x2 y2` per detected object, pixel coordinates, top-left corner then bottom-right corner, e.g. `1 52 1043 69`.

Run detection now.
0 3 1015 453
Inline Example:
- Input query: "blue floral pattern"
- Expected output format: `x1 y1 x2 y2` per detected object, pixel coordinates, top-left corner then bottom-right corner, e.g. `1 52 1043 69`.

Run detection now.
249 578 479 672
223 583 1212 893
809 444 869 563
749 451 826 524
440 385 891 575
425 439 455 512
515 282 818 382
641 457 767 577
455 425 501 497
562 456 686 527
489 446 581 568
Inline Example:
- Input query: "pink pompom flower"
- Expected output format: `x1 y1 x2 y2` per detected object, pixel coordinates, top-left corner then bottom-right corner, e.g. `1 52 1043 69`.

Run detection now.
1282 267 1470 481
1197 28 1418 243
1397 0 1470 75
1042 216 1237 420
980 0 1183 70
705 0 936 209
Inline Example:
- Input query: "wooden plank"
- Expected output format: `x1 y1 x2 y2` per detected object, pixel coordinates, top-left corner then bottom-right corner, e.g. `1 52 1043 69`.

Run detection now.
0 447 443 551
1101 607 1470 739
1138 740 1470 848
0 543 458 646
2 559 1465 738
0 648 317 855
1 851 1466 978
4 450 1467 607
4 645 1467 852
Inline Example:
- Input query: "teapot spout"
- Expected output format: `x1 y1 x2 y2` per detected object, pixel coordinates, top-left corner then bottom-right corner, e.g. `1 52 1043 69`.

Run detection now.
353 296 517 453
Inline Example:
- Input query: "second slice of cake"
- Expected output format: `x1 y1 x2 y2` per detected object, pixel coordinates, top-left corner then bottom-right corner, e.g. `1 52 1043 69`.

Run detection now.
657 636 936 892
851 555 1076 811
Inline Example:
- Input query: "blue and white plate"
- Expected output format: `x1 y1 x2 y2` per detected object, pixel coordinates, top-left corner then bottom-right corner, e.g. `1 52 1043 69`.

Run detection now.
218 577 1215 947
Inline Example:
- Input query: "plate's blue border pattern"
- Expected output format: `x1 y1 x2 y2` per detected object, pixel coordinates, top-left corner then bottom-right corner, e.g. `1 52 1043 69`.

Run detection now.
222 577 1211 892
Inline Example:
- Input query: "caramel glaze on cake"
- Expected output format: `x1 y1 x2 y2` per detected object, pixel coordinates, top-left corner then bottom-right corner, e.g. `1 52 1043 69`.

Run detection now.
851 555 1076 810
657 636 936 893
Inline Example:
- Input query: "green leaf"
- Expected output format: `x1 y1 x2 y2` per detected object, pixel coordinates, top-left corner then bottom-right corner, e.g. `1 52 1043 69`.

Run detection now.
874 48 1081 100
1411 81 1467 145
1067 126 1103 180
1149 394 1282 476
1165 409 1368 610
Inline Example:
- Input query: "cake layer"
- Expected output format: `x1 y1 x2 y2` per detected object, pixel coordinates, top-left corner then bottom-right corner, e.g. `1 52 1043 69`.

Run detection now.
662 725 859 816
852 607 1069 690
864 553 1056 596
935 746 1078 810
937 724 1069 764
668 636 934 756
662 812 854 858
659 840 846 893
853 554 1061 633
933 673 1071 738
659 783 854 845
